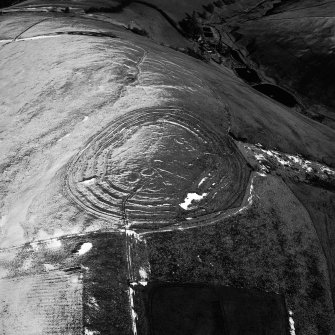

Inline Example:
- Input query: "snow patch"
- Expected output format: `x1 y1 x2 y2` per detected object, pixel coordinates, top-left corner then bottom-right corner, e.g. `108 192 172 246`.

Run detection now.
58 133 70 142
322 167 335 175
249 144 335 178
85 329 100 335
44 263 55 271
0 215 7 228
30 242 40 251
76 242 93 255
71 276 80 284
179 192 208 210
255 153 265 161
130 280 148 287
21 258 33 270
288 155 301 164
139 267 148 280
126 229 142 241
88 296 99 310
81 177 96 186
138 267 149 285
46 239 62 249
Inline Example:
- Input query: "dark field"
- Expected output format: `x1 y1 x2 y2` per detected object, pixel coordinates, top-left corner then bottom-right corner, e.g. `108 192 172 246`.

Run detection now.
142 283 289 335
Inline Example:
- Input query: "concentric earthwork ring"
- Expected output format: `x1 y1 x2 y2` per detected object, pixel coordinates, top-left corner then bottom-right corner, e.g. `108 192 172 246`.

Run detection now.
66 108 250 229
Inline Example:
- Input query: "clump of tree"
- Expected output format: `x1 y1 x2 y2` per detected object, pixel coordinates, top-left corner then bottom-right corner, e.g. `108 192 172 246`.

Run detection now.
179 12 202 40
128 26 148 37
184 47 209 62
213 1 223 8
203 3 214 13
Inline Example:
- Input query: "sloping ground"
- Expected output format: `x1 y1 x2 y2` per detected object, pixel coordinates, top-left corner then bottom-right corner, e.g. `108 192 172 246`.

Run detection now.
2 0 192 48
0 3 335 334
146 175 335 334
88 2 191 48
235 141 335 321
234 1 335 128
285 183 335 305
3 0 121 11
0 271 83 334
0 232 139 334
0 12 53 40
1 11 334 248
3 0 211 21
180 0 335 129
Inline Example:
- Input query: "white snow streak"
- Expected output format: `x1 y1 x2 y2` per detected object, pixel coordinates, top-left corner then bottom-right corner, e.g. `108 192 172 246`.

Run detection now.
76 242 93 255
81 178 96 186
198 177 208 187
246 144 335 177
288 310 296 335
128 287 138 335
